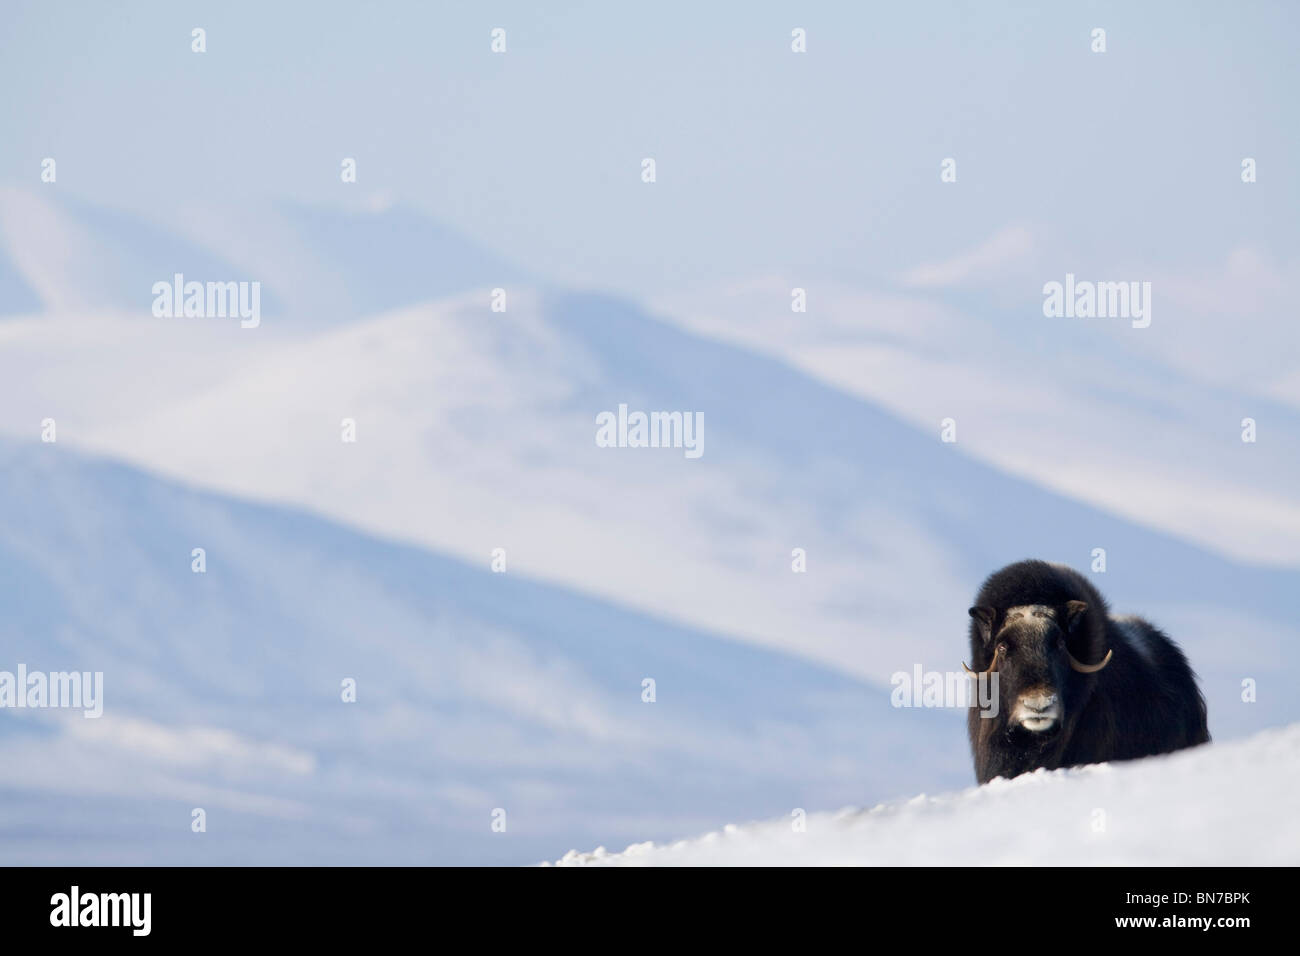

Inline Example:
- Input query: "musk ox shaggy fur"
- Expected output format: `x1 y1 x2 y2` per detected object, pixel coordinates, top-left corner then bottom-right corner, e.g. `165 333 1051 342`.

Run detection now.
965 560 1209 784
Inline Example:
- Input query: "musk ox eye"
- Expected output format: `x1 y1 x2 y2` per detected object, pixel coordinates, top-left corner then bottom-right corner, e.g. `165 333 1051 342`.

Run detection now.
997 643 1007 655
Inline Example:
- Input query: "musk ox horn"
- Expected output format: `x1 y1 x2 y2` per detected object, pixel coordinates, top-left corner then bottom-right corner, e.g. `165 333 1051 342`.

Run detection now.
962 644 1001 676
1068 647 1113 673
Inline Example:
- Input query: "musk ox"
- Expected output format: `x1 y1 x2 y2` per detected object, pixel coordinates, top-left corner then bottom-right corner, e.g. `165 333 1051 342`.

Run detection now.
964 560 1209 783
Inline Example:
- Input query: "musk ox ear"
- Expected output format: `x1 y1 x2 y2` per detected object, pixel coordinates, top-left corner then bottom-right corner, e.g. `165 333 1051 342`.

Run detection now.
1065 600 1088 634
969 606 996 643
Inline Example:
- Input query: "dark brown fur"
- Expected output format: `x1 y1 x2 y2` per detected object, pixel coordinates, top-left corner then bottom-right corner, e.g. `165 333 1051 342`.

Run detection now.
967 560 1209 783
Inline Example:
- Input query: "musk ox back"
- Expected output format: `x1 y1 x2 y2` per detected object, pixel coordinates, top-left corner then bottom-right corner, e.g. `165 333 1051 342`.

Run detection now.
965 560 1209 783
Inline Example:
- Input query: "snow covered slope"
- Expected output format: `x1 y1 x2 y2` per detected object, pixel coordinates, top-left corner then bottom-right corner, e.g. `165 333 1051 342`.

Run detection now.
3 289 1297 743
654 270 1300 566
1 192 1296 843
549 723 1300 866
176 199 534 323
0 439 967 865
0 188 527 322
0 187 271 317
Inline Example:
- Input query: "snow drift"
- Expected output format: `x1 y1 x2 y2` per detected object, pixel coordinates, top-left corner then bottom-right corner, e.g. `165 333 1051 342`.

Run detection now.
549 723 1300 866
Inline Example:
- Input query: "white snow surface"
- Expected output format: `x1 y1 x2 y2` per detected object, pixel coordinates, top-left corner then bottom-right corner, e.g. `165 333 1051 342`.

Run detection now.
548 724 1300 866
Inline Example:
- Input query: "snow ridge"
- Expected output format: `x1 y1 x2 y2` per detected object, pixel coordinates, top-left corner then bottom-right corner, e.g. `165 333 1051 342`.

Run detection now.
548 724 1300 866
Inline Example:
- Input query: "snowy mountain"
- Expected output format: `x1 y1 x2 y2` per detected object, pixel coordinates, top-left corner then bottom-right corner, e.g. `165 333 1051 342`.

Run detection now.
164 198 535 324
11 288 1292 742
0 439 967 865
0 187 527 322
549 723 1300 866
1 191 1296 865
652 267 1300 567
0 187 265 317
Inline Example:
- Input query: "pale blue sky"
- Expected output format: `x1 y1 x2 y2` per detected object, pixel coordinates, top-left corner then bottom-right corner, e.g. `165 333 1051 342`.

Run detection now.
2 0 1296 296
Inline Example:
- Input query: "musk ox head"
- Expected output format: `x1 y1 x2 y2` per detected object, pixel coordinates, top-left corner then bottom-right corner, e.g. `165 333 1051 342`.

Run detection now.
964 601 1112 735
